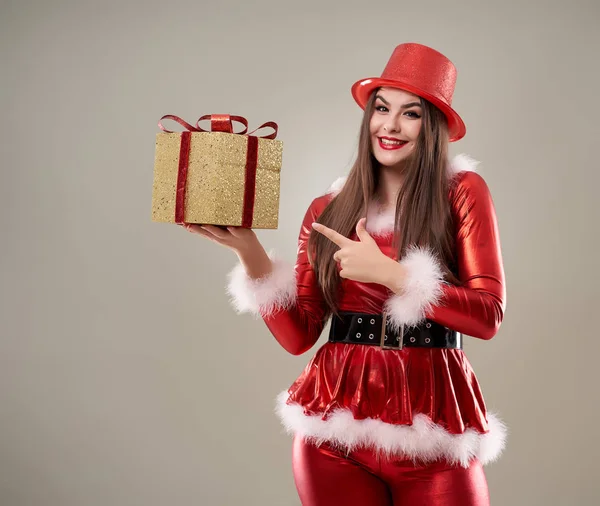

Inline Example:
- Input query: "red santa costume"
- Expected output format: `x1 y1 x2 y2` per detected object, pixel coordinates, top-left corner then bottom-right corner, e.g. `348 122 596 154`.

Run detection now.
225 43 506 505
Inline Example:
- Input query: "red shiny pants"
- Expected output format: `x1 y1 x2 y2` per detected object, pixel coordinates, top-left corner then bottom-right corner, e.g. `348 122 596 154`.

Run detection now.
292 436 490 506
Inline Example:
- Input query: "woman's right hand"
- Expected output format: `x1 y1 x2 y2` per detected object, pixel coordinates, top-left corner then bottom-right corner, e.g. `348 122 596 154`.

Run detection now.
182 223 258 254
182 223 273 279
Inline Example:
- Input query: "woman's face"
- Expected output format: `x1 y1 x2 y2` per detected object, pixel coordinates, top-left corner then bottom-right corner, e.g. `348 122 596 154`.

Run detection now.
369 87 423 168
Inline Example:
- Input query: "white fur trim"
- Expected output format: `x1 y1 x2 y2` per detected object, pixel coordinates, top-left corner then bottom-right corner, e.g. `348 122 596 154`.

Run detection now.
477 413 508 465
384 246 444 329
448 153 479 176
365 202 395 236
276 391 507 467
226 252 297 317
327 176 347 195
326 176 395 235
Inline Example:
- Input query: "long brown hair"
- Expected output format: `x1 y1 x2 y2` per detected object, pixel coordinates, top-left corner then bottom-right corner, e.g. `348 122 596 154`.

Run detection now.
308 89 460 314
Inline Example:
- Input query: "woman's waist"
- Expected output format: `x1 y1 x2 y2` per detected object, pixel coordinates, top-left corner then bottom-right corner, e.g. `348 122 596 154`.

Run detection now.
317 340 467 361
328 311 461 351
336 289 388 314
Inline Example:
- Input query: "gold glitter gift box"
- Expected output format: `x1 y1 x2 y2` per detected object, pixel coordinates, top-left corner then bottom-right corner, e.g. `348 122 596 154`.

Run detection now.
151 114 283 228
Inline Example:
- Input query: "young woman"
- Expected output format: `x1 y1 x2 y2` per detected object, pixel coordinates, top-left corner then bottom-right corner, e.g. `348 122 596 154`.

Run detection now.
184 43 507 506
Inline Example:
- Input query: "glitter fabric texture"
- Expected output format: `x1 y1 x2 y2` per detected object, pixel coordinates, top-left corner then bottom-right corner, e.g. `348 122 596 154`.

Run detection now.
151 131 283 228
380 44 456 104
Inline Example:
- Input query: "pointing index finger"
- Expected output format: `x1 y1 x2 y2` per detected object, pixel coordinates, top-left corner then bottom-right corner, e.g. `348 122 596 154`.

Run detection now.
312 222 352 247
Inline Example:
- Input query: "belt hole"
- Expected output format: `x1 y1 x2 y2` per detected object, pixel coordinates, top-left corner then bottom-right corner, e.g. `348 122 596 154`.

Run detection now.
426 323 431 328
425 337 431 343
370 318 375 325
357 318 362 323
410 337 416 343
369 333 374 339
356 332 361 338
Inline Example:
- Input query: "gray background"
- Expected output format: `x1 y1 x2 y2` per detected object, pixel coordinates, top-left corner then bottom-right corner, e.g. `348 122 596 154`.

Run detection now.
2 0 598 504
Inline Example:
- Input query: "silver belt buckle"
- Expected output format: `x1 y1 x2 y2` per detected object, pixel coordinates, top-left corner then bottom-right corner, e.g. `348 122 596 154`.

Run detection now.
380 312 403 350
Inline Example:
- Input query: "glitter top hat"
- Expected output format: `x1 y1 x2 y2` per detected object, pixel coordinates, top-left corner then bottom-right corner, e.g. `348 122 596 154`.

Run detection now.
351 43 466 141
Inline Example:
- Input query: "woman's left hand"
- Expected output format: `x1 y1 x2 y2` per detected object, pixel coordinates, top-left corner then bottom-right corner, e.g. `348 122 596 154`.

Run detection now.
312 218 404 289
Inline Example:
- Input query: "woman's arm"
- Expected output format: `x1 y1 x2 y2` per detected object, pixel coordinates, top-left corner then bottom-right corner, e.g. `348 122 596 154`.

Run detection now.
382 171 506 340
227 197 331 355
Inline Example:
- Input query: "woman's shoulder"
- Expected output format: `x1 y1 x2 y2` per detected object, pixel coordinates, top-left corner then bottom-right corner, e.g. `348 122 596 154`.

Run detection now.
447 154 496 219
302 180 340 218
301 153 494 217
447 153 484 185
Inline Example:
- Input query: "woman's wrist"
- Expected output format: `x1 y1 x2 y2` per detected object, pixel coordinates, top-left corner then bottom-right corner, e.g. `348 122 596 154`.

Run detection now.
379 258 406 294
235 239 273 280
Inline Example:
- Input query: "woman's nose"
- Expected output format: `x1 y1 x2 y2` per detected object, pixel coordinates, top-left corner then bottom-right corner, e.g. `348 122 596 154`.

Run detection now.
384 122 399 133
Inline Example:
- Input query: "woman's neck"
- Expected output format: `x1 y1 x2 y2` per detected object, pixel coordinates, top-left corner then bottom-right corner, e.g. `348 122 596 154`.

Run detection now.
375 165 406 210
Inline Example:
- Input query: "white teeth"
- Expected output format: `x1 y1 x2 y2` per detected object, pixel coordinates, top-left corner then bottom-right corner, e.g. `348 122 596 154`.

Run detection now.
380 138 405 146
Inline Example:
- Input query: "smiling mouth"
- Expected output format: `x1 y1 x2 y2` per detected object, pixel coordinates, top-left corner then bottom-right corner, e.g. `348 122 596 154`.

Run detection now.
378 137 408 150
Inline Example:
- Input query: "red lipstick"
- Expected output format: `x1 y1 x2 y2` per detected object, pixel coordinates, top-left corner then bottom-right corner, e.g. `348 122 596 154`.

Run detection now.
378 137 408 151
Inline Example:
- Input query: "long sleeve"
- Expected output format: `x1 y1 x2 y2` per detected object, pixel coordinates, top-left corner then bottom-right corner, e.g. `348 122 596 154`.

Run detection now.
226 197 331 355
384 171 506 340
430 172 506 338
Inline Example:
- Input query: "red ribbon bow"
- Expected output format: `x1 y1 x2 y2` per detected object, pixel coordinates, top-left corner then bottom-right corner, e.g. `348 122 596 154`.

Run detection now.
157 114 279 226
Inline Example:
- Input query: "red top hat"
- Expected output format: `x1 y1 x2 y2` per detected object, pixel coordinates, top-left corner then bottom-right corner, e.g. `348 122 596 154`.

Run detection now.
351 43 466 142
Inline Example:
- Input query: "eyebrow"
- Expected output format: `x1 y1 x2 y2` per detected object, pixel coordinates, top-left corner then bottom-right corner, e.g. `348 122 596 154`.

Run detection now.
375 95 422 109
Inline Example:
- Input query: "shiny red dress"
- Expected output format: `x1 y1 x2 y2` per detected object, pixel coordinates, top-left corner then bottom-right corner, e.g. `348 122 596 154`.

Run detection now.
228 166 507 467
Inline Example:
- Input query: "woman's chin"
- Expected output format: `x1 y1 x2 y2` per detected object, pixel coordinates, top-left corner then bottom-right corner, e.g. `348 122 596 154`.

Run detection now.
375 154 410 169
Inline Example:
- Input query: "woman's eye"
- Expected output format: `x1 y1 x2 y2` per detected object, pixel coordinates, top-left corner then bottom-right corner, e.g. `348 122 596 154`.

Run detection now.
375 105 388 112
405 111 421 119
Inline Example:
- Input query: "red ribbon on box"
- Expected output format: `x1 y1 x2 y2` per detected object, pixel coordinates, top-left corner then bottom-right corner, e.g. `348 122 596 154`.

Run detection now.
158 114 279 227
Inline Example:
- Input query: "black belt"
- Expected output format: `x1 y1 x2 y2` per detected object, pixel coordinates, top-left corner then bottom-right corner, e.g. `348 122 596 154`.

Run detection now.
328 312 462 350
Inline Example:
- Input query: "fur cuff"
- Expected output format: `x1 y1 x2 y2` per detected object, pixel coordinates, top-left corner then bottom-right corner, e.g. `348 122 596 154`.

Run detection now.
276 392 507 468
384 246 444 329
226 253 297 317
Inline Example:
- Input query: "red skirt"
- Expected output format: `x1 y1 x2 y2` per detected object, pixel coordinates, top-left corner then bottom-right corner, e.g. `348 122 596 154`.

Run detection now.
276 342 506 467
288 342 488 433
